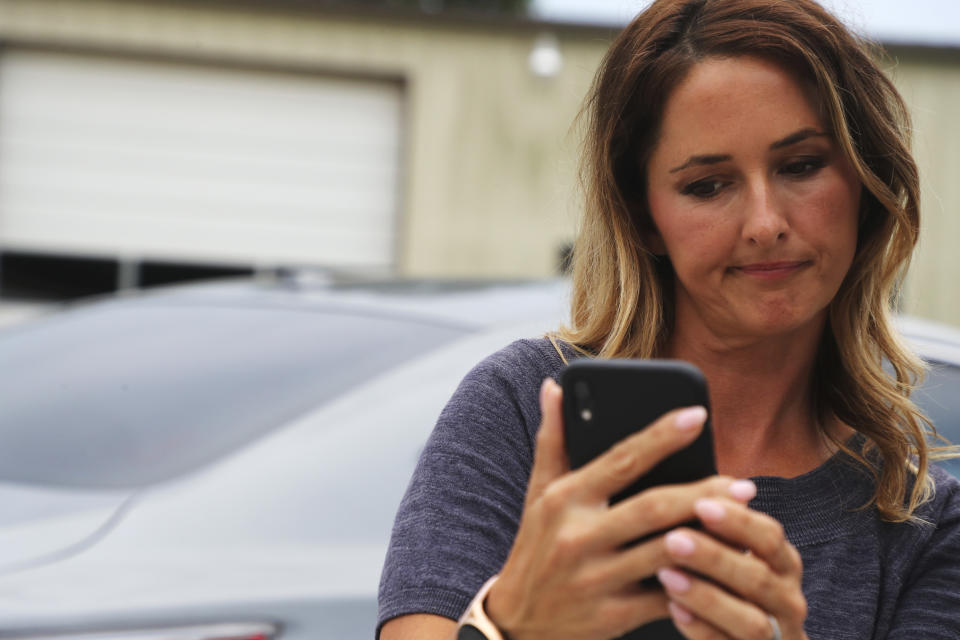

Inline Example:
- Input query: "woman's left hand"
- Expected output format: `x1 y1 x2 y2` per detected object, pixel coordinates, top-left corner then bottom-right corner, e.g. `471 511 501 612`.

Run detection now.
657 495 810 640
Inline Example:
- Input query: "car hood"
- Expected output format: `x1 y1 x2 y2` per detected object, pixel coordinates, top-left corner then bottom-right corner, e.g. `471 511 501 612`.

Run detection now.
0 484 134 575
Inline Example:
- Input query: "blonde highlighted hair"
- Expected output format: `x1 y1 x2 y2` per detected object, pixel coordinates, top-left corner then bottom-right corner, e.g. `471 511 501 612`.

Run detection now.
555 0 953 522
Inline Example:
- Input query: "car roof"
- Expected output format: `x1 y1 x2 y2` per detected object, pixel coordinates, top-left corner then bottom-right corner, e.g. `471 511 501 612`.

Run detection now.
116 276 572 328
897 315 960 366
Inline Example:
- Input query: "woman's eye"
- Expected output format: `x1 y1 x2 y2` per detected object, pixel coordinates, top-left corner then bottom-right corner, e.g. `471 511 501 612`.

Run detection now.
682 179 727 199
781 157 826 176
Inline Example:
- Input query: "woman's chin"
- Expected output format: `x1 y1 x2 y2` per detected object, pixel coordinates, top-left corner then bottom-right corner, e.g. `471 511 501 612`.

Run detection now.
737 306 827 340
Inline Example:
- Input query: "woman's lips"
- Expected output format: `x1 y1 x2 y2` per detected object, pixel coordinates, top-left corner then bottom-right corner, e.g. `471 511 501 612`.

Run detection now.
733 261 811 279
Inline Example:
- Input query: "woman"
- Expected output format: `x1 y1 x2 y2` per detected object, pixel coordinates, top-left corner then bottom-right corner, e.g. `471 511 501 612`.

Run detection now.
378 0 960 638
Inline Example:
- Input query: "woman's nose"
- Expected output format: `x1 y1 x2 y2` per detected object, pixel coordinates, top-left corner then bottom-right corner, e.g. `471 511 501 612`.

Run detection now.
741 180 789 247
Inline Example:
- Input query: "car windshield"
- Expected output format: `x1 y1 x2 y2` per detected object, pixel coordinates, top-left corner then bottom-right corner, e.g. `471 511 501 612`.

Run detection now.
0 298 471 489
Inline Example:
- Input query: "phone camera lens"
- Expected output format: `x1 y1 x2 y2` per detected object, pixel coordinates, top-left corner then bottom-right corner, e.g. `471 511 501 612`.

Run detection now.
573 380 593 423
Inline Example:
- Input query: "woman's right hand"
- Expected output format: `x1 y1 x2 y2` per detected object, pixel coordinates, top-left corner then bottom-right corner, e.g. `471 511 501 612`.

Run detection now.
484 378 751 640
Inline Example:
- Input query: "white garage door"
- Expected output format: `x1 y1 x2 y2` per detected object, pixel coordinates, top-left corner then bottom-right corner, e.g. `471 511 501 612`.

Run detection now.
0 49 403 273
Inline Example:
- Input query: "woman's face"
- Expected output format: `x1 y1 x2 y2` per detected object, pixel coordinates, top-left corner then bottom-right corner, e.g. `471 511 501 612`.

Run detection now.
645 55 861 345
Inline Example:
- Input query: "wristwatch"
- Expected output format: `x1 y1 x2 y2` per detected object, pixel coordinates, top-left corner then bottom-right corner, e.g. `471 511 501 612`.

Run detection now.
457 575 507 640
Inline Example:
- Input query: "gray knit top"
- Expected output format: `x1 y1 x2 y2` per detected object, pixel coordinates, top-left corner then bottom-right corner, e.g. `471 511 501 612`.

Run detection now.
378 338 960 638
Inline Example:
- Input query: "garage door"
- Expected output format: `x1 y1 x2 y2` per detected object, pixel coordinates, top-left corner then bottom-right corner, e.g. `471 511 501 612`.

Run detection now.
0 49 403 273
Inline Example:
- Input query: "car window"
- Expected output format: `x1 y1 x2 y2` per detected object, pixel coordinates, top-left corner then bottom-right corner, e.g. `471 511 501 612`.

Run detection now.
913 360 960 478
0 300 471 489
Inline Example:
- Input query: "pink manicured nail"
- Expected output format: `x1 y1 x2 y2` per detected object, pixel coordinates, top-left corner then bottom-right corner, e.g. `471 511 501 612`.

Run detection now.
668 600 694 625
694 498 726 523
674 406 707 431
658 568 691 594
540 378 559 407
665 531 696 556
729 479 757 501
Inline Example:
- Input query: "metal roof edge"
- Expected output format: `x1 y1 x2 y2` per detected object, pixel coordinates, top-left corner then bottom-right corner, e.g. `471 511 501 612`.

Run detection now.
179 0 621 36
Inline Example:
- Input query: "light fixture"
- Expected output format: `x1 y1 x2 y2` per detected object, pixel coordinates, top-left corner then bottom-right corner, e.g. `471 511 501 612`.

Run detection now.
528 33 563 78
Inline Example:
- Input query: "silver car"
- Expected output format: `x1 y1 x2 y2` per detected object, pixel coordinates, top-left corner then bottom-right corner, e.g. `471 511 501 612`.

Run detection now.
0 278 956 639
0 277 568 640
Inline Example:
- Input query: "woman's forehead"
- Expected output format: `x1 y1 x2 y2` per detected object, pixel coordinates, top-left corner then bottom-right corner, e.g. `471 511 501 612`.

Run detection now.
649 56 827 169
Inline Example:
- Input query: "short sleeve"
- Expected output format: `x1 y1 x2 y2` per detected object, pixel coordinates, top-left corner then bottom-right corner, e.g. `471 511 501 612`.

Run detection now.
885 469 960 638
376 339 564 634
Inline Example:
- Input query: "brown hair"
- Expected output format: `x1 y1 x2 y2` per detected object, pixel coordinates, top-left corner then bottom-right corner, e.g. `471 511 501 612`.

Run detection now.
555 0 952 521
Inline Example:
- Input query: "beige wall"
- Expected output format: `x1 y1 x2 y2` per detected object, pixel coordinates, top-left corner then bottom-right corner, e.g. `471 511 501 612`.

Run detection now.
0 1 957 325
886 48 960 326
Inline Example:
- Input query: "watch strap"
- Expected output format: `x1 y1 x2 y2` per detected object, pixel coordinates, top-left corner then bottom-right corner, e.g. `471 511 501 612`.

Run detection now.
457 575 507 640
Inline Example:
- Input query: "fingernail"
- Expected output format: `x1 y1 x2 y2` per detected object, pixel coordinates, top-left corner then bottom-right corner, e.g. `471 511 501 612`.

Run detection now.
540 378 554 406
665 531 695 556
674 406 707 431
668 600 694 625
694 498 725 523
657 567 691 594
729 479 757 502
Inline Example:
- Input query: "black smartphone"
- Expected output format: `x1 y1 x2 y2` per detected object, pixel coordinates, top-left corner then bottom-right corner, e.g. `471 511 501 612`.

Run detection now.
561 358 716 502
560 359 717 640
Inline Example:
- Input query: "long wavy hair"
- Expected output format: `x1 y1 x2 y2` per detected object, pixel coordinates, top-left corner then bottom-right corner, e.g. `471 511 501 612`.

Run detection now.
555 0 952 522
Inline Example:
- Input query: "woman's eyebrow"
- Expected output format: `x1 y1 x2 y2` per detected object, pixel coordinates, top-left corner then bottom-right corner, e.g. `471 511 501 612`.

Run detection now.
669 128 830 174
669 154 731 173
769 128 829 149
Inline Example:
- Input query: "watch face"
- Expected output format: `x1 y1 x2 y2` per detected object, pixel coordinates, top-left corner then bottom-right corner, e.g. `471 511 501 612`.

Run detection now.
457 623 488 640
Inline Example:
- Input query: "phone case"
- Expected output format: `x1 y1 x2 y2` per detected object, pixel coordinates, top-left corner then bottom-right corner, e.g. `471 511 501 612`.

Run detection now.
560 359 717 640
561 358 716 503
